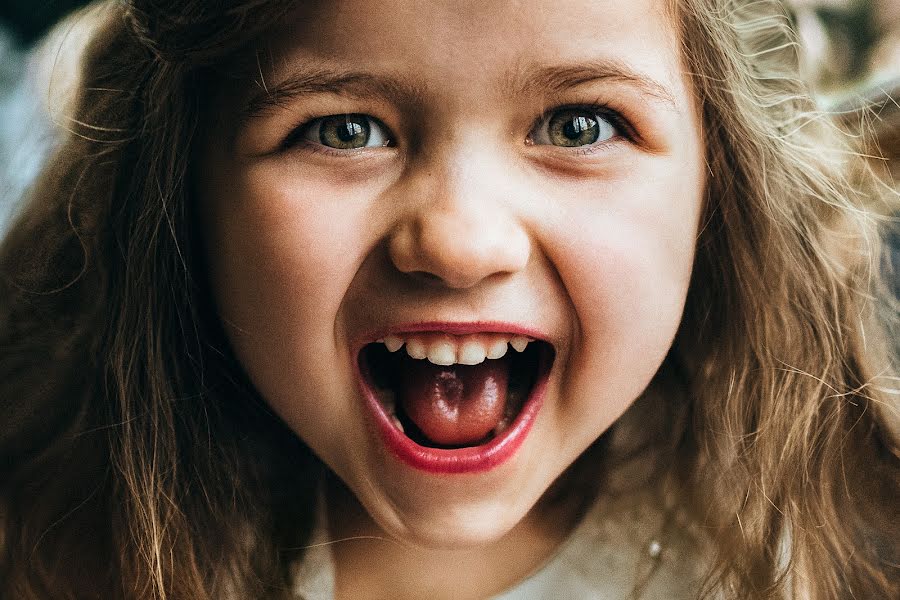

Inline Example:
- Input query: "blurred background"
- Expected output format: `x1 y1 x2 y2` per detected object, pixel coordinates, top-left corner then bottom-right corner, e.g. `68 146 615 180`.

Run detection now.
0 0 898 232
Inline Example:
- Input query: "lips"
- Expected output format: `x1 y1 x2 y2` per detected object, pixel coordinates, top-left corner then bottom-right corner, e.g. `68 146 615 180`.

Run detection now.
355 324 554 474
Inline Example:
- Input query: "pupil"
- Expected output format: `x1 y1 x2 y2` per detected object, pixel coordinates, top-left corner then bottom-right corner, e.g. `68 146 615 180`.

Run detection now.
547 110 602 147
563 115 596 141
319 115 370 149
338 121 364 142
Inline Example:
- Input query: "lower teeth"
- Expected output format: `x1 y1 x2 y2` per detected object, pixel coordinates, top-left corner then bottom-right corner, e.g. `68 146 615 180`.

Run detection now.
391 415 405 433
379 388 396 413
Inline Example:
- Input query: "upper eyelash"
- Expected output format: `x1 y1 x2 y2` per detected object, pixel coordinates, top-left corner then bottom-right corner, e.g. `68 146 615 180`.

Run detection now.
279 119 312 151
279 115 366 152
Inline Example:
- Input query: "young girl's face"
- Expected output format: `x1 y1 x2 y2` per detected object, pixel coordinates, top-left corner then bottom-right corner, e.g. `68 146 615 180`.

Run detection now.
200 0 704 547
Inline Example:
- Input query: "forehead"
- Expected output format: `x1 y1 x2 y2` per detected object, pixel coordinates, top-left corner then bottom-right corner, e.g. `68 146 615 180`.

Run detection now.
254 0 686 107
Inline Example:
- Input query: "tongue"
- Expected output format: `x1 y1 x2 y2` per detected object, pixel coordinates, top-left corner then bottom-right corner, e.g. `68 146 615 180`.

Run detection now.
398 358 509 446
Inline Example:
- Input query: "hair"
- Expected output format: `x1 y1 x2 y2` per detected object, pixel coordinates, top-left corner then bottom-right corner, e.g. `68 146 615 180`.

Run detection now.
1 0 897 598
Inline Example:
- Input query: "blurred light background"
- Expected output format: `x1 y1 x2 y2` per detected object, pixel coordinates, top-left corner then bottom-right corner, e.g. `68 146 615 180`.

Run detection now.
1 0 97 233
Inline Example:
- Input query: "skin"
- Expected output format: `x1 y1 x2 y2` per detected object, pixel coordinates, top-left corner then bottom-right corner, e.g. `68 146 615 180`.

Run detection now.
199 0 705 597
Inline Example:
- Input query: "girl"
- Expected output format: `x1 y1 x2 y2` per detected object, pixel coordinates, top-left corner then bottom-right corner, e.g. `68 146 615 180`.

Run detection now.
1 0 897 598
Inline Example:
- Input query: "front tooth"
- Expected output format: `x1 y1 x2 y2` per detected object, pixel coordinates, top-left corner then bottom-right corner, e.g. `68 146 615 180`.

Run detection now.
458 340 487 365
406 338 427 359
510 335 530 352
427 340 456 366
383 335 403 352
486 338 508 359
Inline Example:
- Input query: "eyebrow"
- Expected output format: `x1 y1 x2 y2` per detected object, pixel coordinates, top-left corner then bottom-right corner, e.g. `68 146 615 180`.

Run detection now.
239 58 677 122
241 68 425 122
509 59 677 107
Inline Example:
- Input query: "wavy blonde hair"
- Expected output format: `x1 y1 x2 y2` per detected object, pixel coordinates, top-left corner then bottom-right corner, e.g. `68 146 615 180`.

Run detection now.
0 0 897 598
671 0 899 597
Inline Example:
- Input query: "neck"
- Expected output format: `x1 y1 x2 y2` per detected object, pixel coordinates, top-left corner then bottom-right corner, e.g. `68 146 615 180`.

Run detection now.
325 475 587 600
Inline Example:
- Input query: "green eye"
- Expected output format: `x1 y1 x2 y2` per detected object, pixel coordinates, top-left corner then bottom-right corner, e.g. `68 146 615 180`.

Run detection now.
531 108 618 148
300 114 390 150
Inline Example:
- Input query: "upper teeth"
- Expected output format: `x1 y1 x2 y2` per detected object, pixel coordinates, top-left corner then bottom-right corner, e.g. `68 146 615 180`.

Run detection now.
379 333 533 366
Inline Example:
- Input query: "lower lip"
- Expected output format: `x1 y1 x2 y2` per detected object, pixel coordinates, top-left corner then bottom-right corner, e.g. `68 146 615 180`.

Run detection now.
356 352 550 475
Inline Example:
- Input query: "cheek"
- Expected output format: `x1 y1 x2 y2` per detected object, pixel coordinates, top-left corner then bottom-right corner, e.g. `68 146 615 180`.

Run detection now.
203 163 371 336
540 165 702 408
568 213 695 340
199 164 380 426
554 177 698 323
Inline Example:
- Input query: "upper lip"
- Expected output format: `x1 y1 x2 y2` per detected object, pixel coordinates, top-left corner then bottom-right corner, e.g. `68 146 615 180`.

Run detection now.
354 320 554 351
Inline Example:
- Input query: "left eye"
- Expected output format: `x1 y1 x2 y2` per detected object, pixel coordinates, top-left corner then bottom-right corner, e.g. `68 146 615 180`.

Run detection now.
530 108 619 148
297 114 390 150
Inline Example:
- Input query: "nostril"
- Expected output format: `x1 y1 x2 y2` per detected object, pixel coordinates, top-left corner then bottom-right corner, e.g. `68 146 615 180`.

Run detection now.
406 271 444 284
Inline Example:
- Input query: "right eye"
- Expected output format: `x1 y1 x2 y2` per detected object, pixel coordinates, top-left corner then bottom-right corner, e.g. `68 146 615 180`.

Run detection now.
289 114 391 150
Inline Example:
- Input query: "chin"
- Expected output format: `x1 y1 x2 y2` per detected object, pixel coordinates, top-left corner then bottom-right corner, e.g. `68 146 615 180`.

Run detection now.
398 517 518 550
371 494 529 550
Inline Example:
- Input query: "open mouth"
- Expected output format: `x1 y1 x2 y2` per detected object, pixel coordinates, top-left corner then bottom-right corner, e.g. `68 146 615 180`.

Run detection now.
358 332 554 469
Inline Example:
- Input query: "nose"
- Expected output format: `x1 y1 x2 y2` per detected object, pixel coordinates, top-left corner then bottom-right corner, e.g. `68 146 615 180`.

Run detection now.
387 157 531 289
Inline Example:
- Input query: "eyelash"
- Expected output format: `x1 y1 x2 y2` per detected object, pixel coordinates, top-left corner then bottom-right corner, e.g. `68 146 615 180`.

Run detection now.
278 104 635 154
